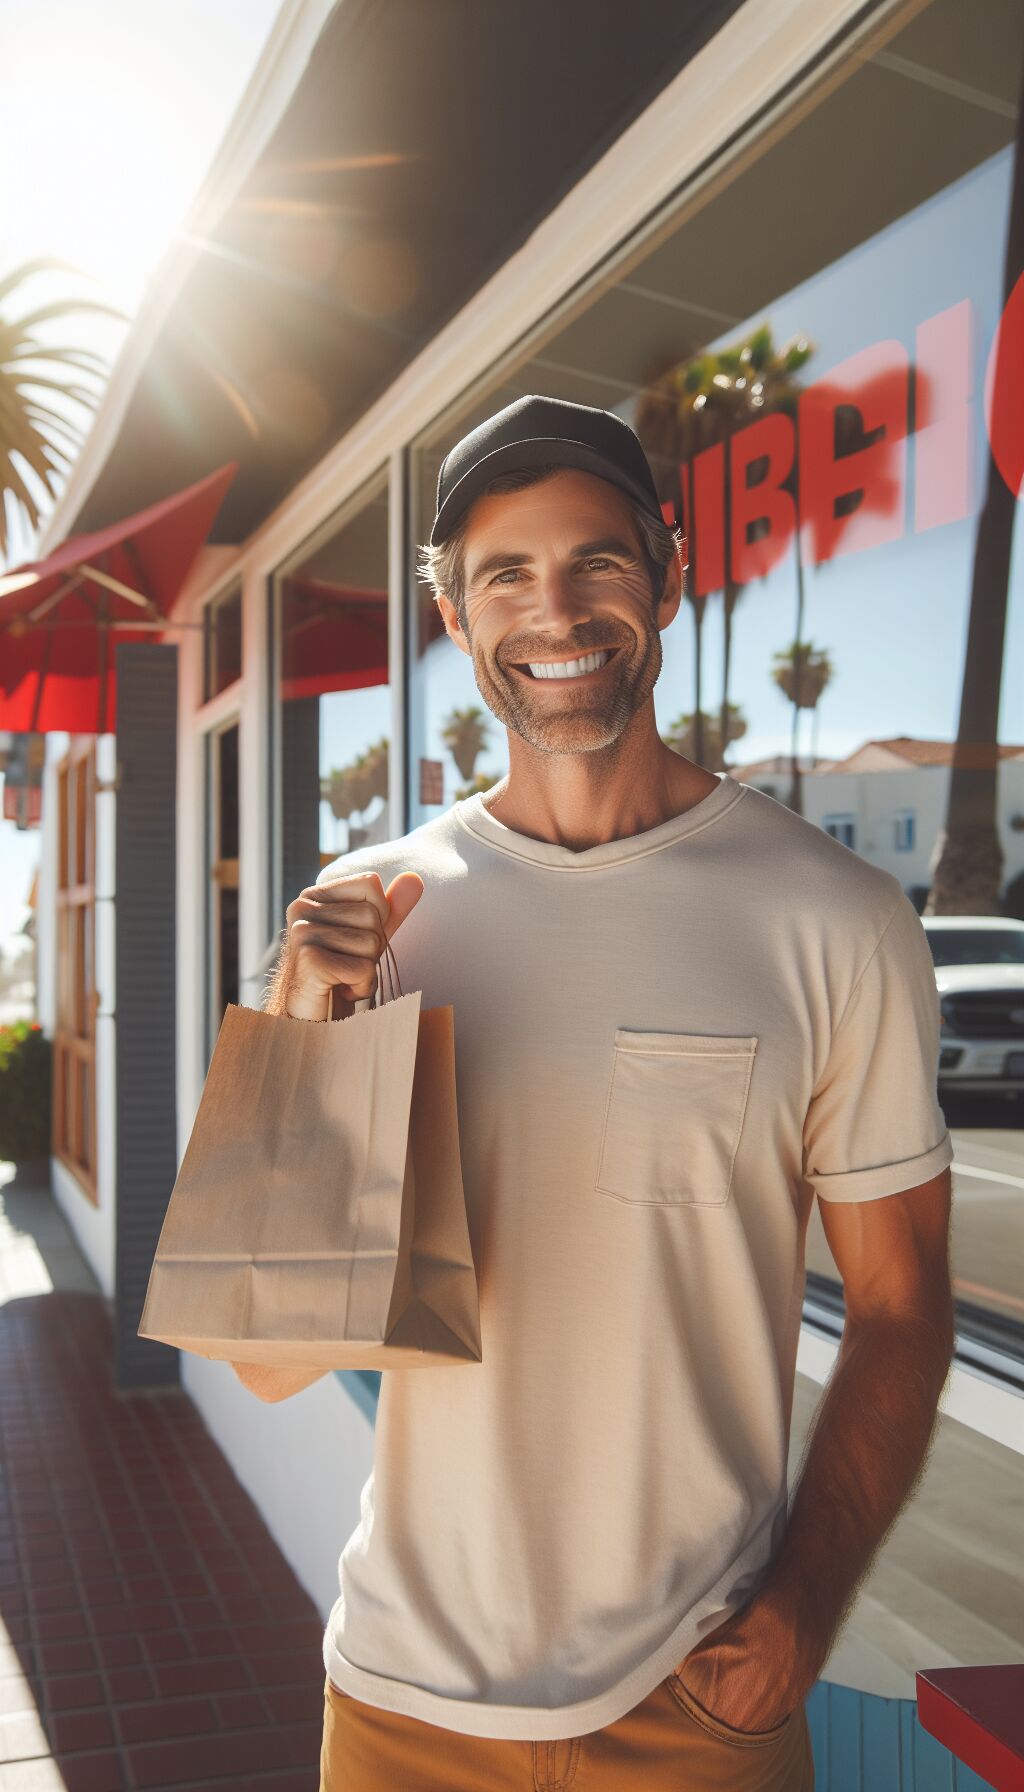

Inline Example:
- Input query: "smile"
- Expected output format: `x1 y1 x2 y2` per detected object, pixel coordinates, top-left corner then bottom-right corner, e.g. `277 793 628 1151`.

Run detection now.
510 648 620 681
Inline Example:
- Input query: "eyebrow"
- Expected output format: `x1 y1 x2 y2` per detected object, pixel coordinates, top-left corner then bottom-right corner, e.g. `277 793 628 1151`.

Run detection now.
467 535 640 586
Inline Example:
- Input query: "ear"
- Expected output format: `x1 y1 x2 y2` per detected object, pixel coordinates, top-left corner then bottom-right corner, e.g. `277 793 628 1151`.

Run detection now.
656 544 684 630
435 592 473 657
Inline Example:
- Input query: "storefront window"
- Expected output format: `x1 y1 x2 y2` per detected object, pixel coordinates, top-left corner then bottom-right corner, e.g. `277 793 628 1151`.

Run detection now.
410 0 1024 1359
271 471 391 922
202 583 242 702
205 719 239 1062
53 740 97 1202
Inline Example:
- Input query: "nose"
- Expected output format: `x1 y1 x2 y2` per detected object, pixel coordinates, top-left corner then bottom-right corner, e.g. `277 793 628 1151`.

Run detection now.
525 564 596 635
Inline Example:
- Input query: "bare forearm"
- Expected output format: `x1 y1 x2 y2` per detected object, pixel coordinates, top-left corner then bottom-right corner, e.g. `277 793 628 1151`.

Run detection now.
760 1306 954 1661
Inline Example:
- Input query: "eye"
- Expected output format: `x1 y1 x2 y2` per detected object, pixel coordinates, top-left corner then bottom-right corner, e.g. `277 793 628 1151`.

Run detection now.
490 568 523 586
583 557 614 571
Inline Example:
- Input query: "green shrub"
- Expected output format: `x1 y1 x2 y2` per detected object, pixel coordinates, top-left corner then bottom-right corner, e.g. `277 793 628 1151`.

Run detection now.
0 1021 52 1162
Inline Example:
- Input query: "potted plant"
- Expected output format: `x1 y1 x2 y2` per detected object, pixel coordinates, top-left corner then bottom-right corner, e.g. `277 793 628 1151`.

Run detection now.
0 1020 52 1170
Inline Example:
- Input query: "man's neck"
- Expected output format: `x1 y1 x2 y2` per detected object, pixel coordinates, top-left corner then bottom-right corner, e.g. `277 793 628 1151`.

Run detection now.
478 756 722 852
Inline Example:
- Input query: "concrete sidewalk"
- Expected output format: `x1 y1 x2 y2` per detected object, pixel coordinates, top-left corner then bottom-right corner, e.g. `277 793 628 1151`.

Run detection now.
0 1163 327 1792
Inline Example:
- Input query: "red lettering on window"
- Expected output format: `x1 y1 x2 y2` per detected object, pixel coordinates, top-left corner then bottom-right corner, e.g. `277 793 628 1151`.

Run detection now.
798 343 910 565
691 442 725 596
730 413 796 583
679 456 691 549
984 269 1024 499
915 301 973 532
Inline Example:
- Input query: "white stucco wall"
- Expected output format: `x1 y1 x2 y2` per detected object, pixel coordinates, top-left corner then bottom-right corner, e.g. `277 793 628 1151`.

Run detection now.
182 1355 376 1623
748 760 1024 897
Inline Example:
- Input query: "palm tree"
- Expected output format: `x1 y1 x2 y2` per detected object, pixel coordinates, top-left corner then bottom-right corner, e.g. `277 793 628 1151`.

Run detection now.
636 354 718 766
0 257 125 562
321 737 389 848
662 704 747 770
771 642 834 788
360 737 389 807
925 56 1024 915
706 329 814 785
322 766 360 846
636 325 812 775
440 705 491 783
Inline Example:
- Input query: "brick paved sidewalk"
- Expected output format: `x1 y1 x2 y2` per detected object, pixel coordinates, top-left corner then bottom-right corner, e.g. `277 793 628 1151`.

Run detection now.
0 1176 327 1792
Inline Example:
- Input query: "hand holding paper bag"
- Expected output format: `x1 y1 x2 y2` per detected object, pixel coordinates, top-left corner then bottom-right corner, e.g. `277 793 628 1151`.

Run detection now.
283 867 425 1020
137 884 482 1371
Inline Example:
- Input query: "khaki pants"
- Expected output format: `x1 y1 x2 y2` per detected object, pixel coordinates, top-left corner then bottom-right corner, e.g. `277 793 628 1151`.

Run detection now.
319 1670 815 1790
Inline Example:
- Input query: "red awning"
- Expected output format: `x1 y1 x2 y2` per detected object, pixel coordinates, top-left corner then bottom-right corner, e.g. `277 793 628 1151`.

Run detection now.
280 574 388 701
0 461 238 733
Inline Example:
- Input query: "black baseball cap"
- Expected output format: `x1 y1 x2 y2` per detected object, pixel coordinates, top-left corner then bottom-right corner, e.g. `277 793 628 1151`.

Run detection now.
429 394 665 546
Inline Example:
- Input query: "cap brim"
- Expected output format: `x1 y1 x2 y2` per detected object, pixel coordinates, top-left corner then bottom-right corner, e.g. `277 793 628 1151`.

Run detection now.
430 436 663 545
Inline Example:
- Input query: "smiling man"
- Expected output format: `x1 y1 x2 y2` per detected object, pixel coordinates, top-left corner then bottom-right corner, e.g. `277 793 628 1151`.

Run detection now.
269 396 955 1791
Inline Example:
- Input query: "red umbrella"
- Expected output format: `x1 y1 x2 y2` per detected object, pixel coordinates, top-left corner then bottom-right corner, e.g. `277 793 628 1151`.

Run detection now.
0 461 238 732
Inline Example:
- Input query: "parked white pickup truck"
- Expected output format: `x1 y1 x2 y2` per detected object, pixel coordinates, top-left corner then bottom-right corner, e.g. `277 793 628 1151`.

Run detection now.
920 916 1024 1100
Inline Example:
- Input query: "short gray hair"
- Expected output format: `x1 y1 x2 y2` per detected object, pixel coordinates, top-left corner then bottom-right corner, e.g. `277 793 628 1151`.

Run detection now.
416 462 684 634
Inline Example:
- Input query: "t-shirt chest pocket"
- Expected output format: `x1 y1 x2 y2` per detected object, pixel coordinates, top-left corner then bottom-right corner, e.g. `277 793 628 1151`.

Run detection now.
595 1029 758 1207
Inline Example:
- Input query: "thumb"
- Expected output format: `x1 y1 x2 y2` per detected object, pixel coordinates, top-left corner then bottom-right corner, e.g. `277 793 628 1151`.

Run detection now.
383 872 425 940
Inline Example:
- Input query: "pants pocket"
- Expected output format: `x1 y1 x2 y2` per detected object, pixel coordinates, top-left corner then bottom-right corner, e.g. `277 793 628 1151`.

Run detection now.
665 1671 794 1748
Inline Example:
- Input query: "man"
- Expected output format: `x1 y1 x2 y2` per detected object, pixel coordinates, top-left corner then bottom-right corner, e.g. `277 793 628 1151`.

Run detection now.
258 396 955 1790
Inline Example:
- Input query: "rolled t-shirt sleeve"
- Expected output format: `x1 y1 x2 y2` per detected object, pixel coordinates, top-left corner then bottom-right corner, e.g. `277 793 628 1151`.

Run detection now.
802 891 954 1204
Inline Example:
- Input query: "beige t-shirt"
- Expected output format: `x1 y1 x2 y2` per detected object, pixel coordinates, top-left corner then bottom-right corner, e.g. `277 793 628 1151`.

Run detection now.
319 770 953 1740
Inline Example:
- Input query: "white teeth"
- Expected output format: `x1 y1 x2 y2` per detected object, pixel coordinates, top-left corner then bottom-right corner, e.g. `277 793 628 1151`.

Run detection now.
526 651 610 680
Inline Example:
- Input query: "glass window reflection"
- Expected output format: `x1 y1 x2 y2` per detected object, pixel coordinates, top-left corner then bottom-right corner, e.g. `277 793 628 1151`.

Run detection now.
274 472 390 914
409 0 1024 1359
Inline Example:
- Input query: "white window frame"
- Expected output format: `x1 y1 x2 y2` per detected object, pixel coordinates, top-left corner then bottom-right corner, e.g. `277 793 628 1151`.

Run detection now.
894 808 916 850
824 813 858 848
264 464 393 962
201 578 243 706
177 572 243 1155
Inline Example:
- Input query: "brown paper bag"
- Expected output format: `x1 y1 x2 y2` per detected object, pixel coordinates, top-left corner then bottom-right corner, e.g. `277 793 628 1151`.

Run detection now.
138 944 482 1369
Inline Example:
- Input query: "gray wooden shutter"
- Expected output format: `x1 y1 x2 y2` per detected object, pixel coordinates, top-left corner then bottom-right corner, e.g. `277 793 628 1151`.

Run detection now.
113 641 180 1389
281 694 321 907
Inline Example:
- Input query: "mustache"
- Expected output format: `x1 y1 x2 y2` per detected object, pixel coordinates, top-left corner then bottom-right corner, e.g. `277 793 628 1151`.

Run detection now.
499 641 626 663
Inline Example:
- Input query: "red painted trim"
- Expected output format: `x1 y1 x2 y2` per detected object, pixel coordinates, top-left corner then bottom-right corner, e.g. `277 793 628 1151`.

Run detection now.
916 1666 1024 1792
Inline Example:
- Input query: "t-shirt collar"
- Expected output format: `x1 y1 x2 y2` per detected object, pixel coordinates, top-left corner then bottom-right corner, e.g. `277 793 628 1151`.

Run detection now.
454 770 746 869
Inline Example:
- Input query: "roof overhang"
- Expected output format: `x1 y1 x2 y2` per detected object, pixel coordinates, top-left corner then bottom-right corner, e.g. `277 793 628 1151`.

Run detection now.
39 0 746 551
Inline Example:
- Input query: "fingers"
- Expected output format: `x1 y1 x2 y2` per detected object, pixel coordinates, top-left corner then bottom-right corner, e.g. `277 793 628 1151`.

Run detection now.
306 942 379 998
288 871 390 931
383 873 424 937
289 899 384 941
292 918 384 958
283 871 423 1010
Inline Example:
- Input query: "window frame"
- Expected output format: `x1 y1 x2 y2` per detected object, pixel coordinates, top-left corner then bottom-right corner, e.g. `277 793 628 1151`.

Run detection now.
203 715 241 1068
52 738 98 1203
823 813 858 847
397 0 1024 1405
266 464 391 948
894 808 916 851
200 579 243 706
